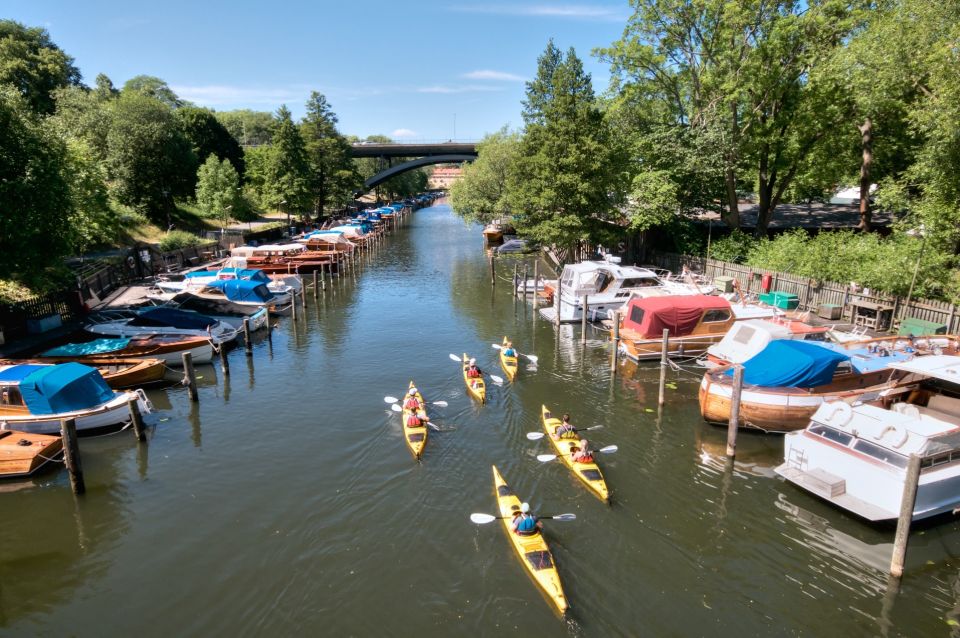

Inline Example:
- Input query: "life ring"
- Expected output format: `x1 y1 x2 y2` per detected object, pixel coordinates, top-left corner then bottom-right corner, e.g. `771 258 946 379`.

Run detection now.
821 401 853 426
126 255 136 269
880 425 910 448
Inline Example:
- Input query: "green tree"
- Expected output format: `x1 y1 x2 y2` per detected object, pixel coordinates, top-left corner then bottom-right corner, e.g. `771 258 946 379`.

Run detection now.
300 92 359 217
64 138 115 255
0 20 81 114
50 83 115 161
121 75 184 108
196 154 241 231
107 92 197 223
176 106 245 179
450 127 519 225
0 86 74 276
509 42 624 252
215 109 276 146
263 105 310 217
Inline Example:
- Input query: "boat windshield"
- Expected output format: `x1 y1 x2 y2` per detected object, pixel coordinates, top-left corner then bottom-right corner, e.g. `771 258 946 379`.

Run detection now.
621 277 662 288
809 423 853 446
852 439 908 469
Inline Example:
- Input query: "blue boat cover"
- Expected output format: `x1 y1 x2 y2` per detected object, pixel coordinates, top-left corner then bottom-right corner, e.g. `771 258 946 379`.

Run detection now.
42 338 132 357
727 340 850 388
185 268 270 283
130 307 218 329
0 364 48 382
814 342 913 373
205 279 274 303
18 362 115 415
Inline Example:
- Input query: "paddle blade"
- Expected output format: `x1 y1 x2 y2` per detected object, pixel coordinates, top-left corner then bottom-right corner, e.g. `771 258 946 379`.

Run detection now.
585 425 604 431
384 396 399 404
599 445 618 454
489 374 504 384
391 404 402 412
491 343 502 350
536 454 558 462
449 353 462 362
525 354 539 363
526 432 545 440
550 513 577 521
431 400 448 407
470 513 497 524
427 422 441 432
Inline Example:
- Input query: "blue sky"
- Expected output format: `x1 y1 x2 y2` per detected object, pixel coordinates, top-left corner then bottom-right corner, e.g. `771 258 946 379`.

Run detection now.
6 1 630 141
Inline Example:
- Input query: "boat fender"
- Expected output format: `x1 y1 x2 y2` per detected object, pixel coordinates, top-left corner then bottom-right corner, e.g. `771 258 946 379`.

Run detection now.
822 401 853 426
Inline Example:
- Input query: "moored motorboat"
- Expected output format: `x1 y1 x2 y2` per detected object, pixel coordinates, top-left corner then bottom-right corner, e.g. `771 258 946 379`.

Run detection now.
499 337 518 381
0 430 63 478
40 335 215 366
702 317 832 366
541 405 609 502
85 307 238 345
491 465 568 614
401 381 428 460
462 353 486 403
2 357 166 389
0 362 153 436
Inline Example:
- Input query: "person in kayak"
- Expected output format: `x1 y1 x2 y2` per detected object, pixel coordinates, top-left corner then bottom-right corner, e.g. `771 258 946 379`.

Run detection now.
403 388 421 410
465 358 482 378
553 414 577 439
571 439 593 463
511 502 542 536
503 341 517 357
406 410 429 428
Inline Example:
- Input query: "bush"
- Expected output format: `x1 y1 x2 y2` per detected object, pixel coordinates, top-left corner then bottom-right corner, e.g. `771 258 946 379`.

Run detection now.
708 230 756 263
158 230 203 252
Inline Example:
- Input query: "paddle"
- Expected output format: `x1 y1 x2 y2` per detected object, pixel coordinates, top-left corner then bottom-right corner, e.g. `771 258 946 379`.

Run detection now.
526 425 603 440
389 403 442 432
384 395 448 407
448 353 503 385
536 445 618 463
491 343 539 364
469 512 577 524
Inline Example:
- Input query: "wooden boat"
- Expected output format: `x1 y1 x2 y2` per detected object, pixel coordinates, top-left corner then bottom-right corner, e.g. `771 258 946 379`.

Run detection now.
401 381 428 460
482 223 504 243
230 244 339 275
499 337 519 381
1 357 166 389
40 335 215 366
491 465 568 614
0 430 63 477
703 317 832 366
615 295 776 361
541 405 609 502
698 336 960 432
462 353 486 403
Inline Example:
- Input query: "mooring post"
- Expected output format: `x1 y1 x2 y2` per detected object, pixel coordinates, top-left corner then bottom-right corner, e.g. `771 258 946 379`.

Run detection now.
291 290 298 322
610 311 621 373
242 318 253 356
555 276 562 327
523 264 529 301
219 342 230 376
890 453 922 578
128 395 146 442
513 263 519 311
313 270 319 298
322 264 327 291
60 418 85 495
532 261 539 310
300 285 306 309
489 253 496 287
581 295 589 344
658 329 670 405
726 364 744 457
181 351 199 402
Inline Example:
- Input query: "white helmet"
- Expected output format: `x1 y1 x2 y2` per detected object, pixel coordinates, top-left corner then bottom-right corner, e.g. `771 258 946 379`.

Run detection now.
408 387 417 395
469 358 476 365
520 502 530 513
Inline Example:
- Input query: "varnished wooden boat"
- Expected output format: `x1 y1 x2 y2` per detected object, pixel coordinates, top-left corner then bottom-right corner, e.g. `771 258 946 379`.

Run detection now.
401 381 428 460
462 353 486 402
40 335 215 366
3 357 166 389
499 337 519 381
0 430 63 478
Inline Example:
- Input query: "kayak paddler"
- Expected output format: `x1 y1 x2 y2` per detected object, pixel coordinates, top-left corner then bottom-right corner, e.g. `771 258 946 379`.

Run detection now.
511 502 542 536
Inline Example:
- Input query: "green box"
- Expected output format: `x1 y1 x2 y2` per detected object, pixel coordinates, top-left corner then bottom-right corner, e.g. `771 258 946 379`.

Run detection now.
714 276 736 293
759 291 798 310
898 317 948 337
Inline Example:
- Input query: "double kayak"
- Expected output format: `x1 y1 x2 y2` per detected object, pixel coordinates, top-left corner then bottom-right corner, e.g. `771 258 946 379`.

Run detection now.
462 353 486 402
401 381 428 460
491 465 568 614
499 336 518 381
541 405 610 503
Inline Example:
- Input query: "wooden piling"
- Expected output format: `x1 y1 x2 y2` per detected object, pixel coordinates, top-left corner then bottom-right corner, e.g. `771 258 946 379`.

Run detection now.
243 318 253 356
610 311 620 373
300 286 307 309
890 453 922 578
60 418 85 494
581 295 589 344
291 290 298 322
128 395 146 442
532 261 539 309
489 253 496 287
313 270 319 298
726 365 744 457
513 263 519 311
658 329 669 405
181 351 199 402
523 265 529 300
555 276 562 327
219 342 230 376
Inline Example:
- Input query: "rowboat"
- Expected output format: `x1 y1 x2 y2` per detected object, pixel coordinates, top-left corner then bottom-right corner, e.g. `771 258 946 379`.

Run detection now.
499 337 518 381
462 353 486 403
0 430 63 478
541 405 609 502
491 465 568 614
401 381 428 460
3 357 167 389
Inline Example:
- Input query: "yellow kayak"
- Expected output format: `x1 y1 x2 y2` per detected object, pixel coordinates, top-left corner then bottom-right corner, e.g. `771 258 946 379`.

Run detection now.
462 353 486 402
499 336 519 381
491 465 568 614
541 405 609 503
401 381 428 460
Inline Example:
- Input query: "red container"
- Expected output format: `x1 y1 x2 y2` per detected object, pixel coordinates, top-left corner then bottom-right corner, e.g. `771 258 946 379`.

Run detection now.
760 274 772 293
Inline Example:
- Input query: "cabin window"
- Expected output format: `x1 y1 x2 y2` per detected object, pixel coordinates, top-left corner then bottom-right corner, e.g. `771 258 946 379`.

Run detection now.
0 387 23 406
809 423 853 446
629 306 645 325
702 309 731 323
732 326 755 344
922 453 951 468
852 440 908 468
622 278 660 288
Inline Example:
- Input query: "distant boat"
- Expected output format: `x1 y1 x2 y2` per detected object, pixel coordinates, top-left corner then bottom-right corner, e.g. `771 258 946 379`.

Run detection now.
151 278 286 322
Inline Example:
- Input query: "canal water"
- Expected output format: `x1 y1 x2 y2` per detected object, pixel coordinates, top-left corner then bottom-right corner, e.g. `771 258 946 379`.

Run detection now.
3 203 960 636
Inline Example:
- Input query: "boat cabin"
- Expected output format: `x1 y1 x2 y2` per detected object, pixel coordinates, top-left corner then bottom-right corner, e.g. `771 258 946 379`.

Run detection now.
706 318 830 365
0 363 115 416
621 295 734 339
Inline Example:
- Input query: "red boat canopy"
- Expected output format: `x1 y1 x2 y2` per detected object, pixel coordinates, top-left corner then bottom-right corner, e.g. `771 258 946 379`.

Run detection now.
621 295 731 338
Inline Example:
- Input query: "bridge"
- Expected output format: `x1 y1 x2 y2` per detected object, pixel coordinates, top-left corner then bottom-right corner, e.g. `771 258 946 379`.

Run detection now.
350 142 477 189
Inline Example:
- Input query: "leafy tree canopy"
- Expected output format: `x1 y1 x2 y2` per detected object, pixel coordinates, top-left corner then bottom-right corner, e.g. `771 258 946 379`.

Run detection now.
301 91 359 216
215 109 276 146
176 106 245 179
449 127 519 225
0 19 81 114
196 154 241 230
122 75 184 108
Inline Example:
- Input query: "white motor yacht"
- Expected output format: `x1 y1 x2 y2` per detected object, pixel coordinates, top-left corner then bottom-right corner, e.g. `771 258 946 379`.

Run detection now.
85 307 239 345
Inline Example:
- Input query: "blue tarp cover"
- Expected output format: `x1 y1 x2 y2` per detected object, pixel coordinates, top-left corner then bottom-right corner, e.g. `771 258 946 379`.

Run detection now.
0 364 48 382
18 362 116 415
130 307 218 330
727 339 850 388
42 338 131 357
185 268 270 283
206 279 274 303
815 342 913 373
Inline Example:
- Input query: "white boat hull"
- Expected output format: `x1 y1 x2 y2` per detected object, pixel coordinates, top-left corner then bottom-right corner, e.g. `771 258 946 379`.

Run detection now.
0 391 153 436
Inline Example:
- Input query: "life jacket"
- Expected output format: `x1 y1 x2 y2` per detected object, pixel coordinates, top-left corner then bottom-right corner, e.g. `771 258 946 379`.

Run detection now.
515 514 538 536
406 414 422 427
467 367 481 378
403 398 420 410
573 450 593 463
557 425 577 439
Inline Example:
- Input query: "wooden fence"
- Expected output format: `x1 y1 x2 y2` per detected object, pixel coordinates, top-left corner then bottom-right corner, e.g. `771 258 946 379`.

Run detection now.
646 251 960 334
0 290 84 343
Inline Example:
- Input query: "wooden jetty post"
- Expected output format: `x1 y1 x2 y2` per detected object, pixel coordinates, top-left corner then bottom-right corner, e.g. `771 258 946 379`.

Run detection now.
313 270 319 298
489 253 496 287
532 261 539 310
60 418 85 495
513 263 519 311
890 453 922 578
581 295 589 344
181 351 199 402
610 311 621 373
243 318 253 356
300 285 307 309
219 343 230 376
555 276 562 327
658 329 669 405
726 364 744 457
128 395 146 442
523 265 529 301
291 290 298 322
